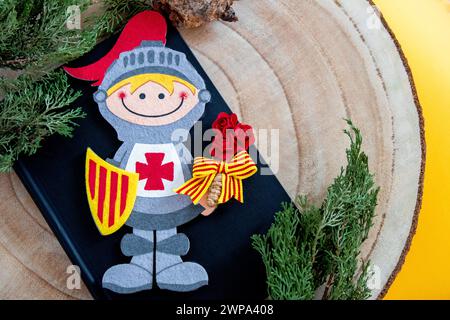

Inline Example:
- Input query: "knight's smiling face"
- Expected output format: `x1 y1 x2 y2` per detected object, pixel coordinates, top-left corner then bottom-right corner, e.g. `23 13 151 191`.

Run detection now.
106 79 199 126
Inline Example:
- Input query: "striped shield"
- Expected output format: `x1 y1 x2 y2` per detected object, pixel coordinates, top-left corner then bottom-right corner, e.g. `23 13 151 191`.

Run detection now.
85 148 138 236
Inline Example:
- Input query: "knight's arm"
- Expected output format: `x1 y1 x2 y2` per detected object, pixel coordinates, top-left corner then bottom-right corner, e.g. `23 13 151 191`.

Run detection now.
106 143 129 168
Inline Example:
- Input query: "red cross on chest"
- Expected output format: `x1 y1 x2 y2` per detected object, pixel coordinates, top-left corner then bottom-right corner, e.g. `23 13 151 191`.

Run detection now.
135 152 174 190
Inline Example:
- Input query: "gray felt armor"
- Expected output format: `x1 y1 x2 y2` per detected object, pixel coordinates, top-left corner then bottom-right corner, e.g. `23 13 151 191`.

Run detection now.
97 41 211 293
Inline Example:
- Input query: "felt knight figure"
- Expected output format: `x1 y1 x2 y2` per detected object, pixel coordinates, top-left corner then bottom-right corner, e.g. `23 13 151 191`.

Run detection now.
65 11 214 293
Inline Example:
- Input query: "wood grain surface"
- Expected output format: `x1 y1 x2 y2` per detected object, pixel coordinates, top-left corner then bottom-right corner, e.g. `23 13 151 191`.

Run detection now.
0 0 424 299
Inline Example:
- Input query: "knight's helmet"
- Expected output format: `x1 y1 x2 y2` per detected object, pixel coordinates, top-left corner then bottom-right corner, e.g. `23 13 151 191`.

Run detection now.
93 41 211 143
93 40 211 104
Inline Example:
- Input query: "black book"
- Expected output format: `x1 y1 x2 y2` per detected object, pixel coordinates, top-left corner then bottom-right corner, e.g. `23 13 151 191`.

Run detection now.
14 24 291 300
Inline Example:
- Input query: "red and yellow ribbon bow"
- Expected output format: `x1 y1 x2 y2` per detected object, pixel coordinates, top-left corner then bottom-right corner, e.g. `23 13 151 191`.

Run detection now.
174 151 257 205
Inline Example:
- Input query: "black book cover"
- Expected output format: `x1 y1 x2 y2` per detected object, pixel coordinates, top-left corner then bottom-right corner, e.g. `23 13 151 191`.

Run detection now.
14 24 291 300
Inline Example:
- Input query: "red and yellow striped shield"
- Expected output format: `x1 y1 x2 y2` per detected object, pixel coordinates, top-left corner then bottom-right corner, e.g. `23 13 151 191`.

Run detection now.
85 148 138 235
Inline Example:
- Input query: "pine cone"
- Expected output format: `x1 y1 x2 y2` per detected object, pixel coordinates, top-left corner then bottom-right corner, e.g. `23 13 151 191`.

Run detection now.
153 0 238 28
206 174 222 207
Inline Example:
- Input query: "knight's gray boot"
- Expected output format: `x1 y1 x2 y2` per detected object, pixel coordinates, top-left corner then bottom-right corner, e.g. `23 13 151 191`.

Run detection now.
102 229 153 294
155 228 208 292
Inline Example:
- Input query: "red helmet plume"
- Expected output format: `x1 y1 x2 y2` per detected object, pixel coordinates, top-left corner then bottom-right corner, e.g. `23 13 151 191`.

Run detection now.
64 10 167 86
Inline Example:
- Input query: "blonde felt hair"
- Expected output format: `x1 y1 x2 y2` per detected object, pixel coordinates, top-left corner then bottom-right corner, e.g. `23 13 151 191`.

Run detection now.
106 73 197 97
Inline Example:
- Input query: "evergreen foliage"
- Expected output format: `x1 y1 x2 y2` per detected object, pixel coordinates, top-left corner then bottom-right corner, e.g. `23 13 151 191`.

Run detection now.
0 71 84 171
252 120 379 300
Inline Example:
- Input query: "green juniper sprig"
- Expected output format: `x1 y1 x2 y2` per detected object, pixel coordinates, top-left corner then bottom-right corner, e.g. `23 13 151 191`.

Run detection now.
0 71 84 172
251 200 318 300
0 0 95 73
320 122 379 299
252 120 379 300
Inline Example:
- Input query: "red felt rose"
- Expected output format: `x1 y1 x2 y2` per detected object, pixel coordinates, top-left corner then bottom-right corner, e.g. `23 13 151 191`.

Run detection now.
234 123 255 152
209 113 255 161
212 112 239 134
210 129 236 161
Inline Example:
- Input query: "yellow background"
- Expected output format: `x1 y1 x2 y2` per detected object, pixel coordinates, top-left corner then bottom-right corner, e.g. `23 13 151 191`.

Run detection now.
372 0 450 299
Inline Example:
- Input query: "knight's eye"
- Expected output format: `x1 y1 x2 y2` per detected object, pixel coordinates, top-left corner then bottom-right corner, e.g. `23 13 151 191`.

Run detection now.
158 93 165 100
139 93 146 100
